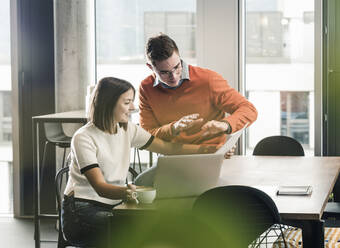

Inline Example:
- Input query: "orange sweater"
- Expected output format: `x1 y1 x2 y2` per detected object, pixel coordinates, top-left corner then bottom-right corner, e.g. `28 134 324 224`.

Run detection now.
139 65 258 146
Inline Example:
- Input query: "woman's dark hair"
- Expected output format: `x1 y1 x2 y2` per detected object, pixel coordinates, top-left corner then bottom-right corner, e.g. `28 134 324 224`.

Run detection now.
146 34 179 65
89 77 135 134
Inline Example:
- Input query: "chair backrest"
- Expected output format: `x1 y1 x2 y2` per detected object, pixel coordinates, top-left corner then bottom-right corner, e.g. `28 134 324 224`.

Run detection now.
253 135 305 156
55 166 70 247
55 166 69 214
44 122 66 140
192 185 282 247
126 167 139 185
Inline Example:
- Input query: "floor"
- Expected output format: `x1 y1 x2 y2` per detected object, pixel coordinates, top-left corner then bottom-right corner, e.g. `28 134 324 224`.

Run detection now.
0 161 12 214
0 217 58 248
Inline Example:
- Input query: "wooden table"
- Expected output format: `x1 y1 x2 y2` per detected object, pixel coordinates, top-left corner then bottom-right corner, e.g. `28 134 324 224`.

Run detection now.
32 110 87 248
113 155 340 248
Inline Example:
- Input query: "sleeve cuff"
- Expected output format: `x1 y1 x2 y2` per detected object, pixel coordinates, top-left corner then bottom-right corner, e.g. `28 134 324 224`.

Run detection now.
80 163 99 174
221 119 232 134
139 135 154 150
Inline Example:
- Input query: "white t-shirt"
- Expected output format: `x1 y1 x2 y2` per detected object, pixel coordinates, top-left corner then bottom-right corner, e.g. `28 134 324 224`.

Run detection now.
64 122 152 205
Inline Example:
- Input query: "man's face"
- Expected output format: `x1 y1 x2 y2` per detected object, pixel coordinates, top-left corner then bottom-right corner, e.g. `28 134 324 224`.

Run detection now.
151 52 182 87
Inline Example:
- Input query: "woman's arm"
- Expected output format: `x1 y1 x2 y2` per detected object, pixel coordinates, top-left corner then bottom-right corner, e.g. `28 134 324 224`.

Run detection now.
84 167 136 200
145 137 217 155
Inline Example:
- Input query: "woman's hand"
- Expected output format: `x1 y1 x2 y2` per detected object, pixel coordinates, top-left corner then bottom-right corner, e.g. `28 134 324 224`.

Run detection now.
198 145 219 154
125 184 137 202
224 145 236 159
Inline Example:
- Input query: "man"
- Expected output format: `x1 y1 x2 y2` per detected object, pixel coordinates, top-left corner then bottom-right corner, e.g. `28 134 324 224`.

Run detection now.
134 34 257 186
139 34 257 146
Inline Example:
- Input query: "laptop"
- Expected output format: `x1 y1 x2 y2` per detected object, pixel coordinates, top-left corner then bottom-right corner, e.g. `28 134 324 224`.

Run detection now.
154 153 224 199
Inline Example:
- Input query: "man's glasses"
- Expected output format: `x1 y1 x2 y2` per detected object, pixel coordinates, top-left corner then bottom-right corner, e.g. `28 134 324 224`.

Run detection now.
156 61 182 78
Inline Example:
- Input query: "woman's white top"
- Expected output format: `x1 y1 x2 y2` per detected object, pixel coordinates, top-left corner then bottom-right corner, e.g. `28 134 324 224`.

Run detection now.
64 122 152 205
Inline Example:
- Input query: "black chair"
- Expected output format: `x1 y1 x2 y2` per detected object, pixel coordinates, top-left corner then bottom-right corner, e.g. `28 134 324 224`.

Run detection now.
132 148 142 173
126 167 138 185
252 136 304 244
55 165 139 248
35 124 72 246
323 187 340 223
55 166 72 248
253 135 305 156
192 186 287 248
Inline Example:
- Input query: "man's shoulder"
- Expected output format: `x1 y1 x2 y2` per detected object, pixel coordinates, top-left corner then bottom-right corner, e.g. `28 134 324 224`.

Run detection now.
189 65 222 81
140 74 156 88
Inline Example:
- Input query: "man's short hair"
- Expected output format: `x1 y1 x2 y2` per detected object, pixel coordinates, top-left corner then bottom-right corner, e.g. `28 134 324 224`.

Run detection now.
146 34 179 65
89 77 135 134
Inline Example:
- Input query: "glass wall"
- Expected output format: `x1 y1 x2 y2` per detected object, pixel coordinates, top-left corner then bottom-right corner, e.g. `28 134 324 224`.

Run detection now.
244 0 314 155
96 0 196 164
0 0 12 215
96 0 196 123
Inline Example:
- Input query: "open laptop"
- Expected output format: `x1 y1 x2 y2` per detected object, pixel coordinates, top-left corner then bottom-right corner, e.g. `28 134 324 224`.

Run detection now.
154 153 224 199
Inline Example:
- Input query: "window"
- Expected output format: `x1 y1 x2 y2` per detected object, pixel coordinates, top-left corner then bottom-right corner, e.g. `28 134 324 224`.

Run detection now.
0 0 12 214
96 0 196 120
96 0 196 162
245 0 314 155
280 91 310 145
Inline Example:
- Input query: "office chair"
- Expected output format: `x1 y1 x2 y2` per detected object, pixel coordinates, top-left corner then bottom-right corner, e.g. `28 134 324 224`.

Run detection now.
41 123 72 197
56 165 139 248
192 185 287 248
126 167 138 185
132 147 142 173
252 135 304 247
35 123 72 246
42 123 72 172
253 135 305 156
55 166 72 248
323 183 340 224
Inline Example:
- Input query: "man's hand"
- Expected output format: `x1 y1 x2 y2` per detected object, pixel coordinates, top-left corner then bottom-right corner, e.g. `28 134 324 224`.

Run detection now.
172 113 203 135
201 120 230 137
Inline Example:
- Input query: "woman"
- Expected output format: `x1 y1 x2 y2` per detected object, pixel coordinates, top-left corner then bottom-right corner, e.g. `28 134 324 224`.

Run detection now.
61 77 218 247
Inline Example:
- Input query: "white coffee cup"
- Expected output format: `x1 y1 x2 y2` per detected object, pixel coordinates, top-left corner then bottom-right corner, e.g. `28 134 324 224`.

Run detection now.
136 187 156 204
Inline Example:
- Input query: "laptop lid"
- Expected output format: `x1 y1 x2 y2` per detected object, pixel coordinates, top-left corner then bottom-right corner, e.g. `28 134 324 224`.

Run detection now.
154 153 224 199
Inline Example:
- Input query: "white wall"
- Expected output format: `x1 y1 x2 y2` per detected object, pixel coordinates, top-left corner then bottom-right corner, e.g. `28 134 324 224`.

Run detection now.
196 0 239 90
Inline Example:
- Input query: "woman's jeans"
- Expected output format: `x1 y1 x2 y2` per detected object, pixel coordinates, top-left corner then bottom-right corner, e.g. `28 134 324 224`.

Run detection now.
61 195 115 247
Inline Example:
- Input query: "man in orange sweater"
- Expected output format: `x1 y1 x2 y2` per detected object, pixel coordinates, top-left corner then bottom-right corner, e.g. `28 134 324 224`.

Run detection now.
139 34 257 145
135 34 257 186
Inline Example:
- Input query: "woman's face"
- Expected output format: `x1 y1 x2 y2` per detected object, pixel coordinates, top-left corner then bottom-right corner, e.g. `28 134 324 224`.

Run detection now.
113 88 135 123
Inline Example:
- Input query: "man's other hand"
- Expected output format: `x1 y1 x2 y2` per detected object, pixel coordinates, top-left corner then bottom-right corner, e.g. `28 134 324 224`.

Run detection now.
201 120 230 137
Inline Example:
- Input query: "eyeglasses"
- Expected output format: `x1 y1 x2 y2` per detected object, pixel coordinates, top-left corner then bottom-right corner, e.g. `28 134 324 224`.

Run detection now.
156 61 182 78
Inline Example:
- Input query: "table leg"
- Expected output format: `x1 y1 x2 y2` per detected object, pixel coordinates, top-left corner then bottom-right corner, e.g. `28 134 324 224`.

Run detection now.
33 120 40 248
149 151 153 168
283 219 325 248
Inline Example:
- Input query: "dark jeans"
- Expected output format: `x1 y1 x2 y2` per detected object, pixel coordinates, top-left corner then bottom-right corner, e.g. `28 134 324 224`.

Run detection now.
61 195 117 248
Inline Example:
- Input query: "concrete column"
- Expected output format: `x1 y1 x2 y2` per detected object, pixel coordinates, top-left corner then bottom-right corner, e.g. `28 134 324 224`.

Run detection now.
54 0 95 113
196 0 239 89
